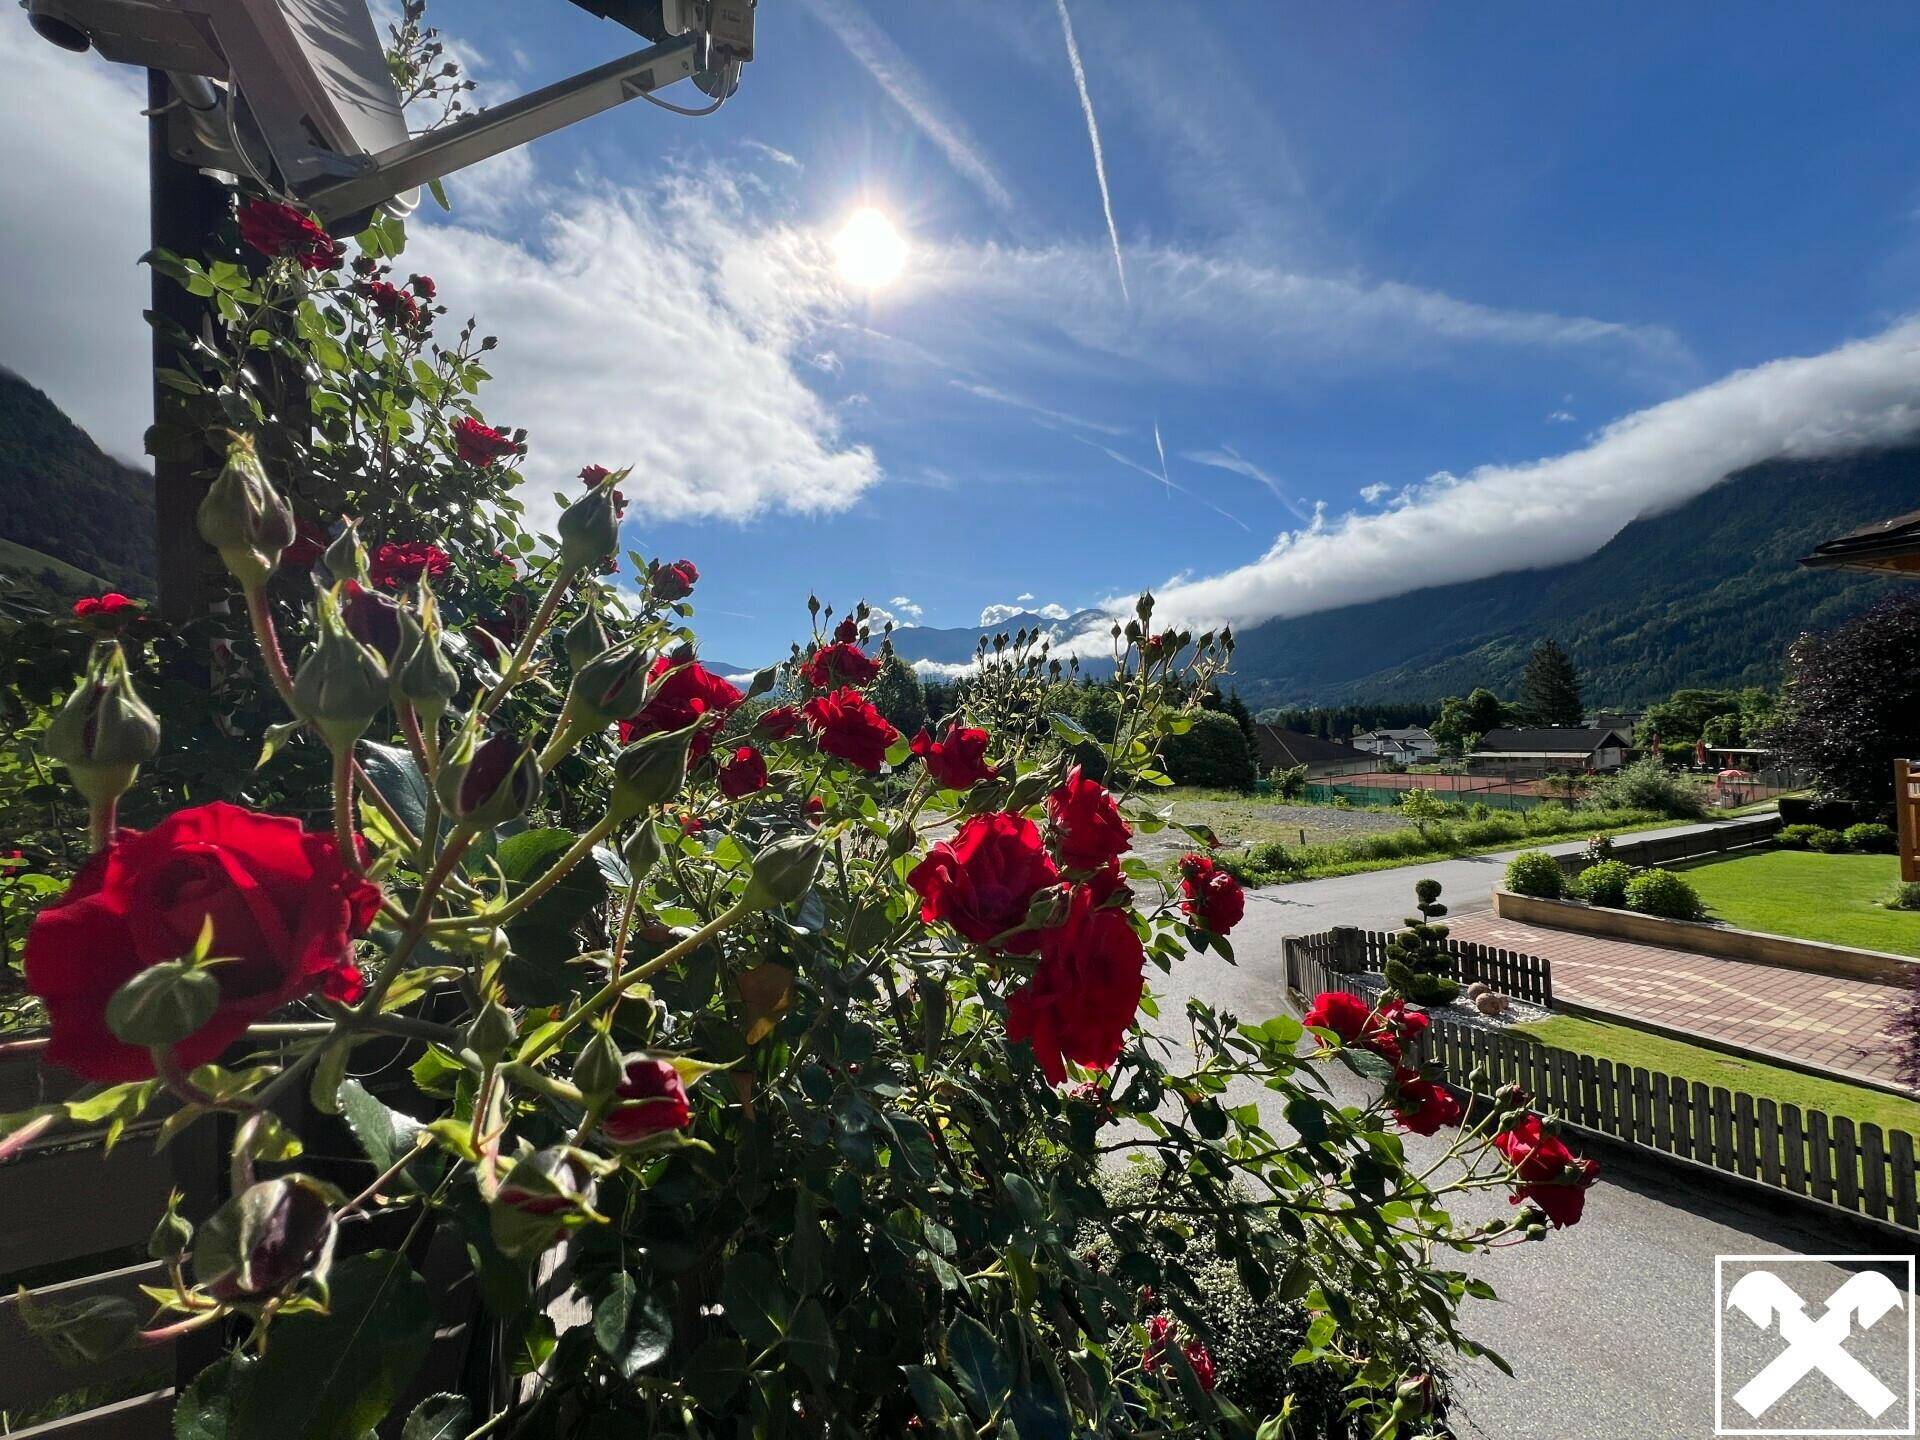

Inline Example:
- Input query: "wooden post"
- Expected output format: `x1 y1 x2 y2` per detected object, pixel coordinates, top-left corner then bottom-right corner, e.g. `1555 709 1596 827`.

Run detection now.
1899 759 1920 883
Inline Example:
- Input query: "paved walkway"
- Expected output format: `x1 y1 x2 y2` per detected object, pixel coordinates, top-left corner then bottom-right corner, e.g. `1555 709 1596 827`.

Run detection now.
1447 913 1906 1087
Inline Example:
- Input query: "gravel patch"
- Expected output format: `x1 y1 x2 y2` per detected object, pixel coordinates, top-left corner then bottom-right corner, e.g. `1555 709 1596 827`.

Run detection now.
1349 970 1552 1032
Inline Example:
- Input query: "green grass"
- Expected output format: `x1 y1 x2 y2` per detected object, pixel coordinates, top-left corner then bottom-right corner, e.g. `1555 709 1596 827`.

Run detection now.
1677 849 1920 956
0 536 109 594
1514 1014 1920 1135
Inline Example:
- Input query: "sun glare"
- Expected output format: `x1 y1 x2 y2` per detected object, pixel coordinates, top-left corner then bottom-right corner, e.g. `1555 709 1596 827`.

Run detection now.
834 207 908 290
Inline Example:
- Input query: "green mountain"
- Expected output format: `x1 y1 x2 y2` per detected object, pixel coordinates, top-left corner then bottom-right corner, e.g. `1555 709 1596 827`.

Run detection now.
1225 446 1919 708
0 368 154 596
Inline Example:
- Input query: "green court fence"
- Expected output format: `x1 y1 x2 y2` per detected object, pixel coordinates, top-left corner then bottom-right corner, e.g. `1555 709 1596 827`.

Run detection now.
1302 781 1547 812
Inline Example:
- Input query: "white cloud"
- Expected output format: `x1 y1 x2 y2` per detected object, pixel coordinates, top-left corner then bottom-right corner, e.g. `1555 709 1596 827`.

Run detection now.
799 0 1015 213
889 595 924 620
741 140 801 170
1546 409 1577 423
981 601 1070 626
1131 317 1920 631
912 657 979 679
1016 592 1036 602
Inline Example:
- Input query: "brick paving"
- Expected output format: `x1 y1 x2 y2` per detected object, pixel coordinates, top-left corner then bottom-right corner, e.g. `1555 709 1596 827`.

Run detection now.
1446 913 1906 1087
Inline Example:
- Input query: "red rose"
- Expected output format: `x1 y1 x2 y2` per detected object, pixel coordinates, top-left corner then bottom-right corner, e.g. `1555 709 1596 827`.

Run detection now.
618 656 744 762
578 464 611 485
453 416 517 467
1493 1115 1598 1227
1045 766 1132 870
340 581 406 661
283 519 329 571
237 198 342 272
1006 878 1144 1084
910 724 997 789
601 1056 692 1144
1390 1068 1462 1136
1379 998 1429 1048
1177 853 1245 934
407 273 436 300
756 704 803 740
833 616 859 644
650 559 699 602
803 795 825 824
802 687 898 772
72 593 139 624
23 803 379 1082
718 744 768 799
361 278 423 330
1303 990 1405 1065
909 812 1059 950
369 541 451 590
801 641 881 689
1142 1316 1216 1393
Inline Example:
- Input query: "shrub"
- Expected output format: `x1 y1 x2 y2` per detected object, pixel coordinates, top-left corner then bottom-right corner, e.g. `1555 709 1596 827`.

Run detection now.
1624 868 1706 920
1779 824 1847 853
1162 708 1258 790
1571 859 1635 908
1383 878 1459 1004
1845 822 1898 854
1885 881 1920 911
1504 850 1564 898
1271 762 1308 799
1582 757 1708 819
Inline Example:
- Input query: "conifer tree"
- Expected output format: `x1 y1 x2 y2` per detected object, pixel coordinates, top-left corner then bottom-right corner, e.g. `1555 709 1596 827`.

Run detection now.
1519 638 1583 727
1382 878 1459 1005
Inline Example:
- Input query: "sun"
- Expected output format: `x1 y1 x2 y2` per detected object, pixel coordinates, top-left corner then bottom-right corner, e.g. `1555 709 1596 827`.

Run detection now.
834 207 908 290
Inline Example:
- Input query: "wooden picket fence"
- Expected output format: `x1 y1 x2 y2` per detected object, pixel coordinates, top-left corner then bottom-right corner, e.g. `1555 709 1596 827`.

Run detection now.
1285 935 1920 1234
1293 925 1553 1007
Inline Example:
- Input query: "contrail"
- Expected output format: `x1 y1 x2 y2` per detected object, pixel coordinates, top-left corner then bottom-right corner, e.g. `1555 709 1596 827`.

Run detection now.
1075 435 1251 532
1152 419 1170 497
1054 0 1129 302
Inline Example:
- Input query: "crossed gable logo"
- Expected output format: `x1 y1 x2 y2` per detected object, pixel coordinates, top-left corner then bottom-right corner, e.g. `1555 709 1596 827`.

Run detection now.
1716 1256 1916 1437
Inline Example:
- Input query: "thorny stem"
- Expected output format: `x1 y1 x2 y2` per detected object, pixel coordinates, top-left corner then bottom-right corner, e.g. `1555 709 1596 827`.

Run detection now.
478 560 581 721
87 795 118 854
332 743 360 872
427 811 617 932
244 582 299 714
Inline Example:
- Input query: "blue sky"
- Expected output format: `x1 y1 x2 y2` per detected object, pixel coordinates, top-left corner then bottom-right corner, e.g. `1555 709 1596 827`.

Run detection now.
7 3 1920 666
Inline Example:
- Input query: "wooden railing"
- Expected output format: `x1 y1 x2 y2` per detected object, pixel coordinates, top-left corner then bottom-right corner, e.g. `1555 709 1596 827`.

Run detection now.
1296 925 1554 1007
1283 936 1919 1234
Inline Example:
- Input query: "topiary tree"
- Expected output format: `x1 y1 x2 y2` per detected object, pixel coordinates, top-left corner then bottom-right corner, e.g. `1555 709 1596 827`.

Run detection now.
1383 877 1459 1005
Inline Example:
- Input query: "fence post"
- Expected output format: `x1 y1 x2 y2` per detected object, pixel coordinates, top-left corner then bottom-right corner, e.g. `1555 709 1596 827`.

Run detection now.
1330 926 1364 974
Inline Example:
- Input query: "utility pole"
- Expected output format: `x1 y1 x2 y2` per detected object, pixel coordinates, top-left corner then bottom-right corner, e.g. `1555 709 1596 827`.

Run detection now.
147 70 227 623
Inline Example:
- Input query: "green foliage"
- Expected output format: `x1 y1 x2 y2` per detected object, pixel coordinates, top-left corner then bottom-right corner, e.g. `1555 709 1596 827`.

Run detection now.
1885 881 1920 911
1161 709 1258 791
1398 785 1449 833
1777 823 1846 852
1382 878 1458 1004
1270 762 1308 799
1431 687 1508 757
1570 859 1635 908
1517 638 1583 727
1845 822 1897 854
1772 591 1920 816
867 651 927 736
1581 756 1708 819
1623 868 1706 920
1503 851 1564 899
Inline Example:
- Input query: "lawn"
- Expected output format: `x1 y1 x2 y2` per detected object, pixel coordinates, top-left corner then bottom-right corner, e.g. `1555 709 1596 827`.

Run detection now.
1514 1014 1920 1136
1677 849 1920 957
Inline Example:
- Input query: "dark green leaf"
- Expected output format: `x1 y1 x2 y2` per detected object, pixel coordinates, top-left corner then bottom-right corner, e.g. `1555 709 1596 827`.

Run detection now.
720 1252 789 1348
339 1079 423 1174
357 741 430 838
497 828 608 939
400 1395 472 1440
945 1313 1011 1418
174 1353 251 1440
593 1271 635 1356
785 1298 837 1382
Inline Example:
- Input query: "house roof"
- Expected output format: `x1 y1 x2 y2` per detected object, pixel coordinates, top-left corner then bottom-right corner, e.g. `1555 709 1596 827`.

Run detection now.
1476 726 1629 755
1800 507 1920 577
1255 726 1373 767
1358 727 1434 742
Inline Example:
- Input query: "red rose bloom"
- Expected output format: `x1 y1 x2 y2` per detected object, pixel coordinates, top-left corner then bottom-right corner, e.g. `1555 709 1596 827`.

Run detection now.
833 616 859 644
618 655 744 762
1142 1317 1217 1393
801 641 881 689
1045 766 1132 870
369 541 451 589
72 593 139 623
453 417 517 467
237 198 342 272
802 687 898 772
1493 1115 1598 1227
578 464 611 485
804 795 825 824
407 273 436 300
283 518 329 571
1177 853 1245 934
910 724 997 790
651 559 699 602
339 581 406 662
1303 990 1410 1065
1005 878 1145 1084
1390 1068 1463 1136
909 812 1059 951
718 744 768 799
362 278 423 330
601 1056 692 1144
756 704 803 740
23 803 379 1082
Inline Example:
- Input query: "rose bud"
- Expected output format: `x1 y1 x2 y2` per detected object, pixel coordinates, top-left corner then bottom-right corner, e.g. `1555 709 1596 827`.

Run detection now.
397 610 461 721
743 833 826 911
195 434 296 590
465 998 518 1063
621 819 664 882
610 726 694 820
565 608 612 670
148 1193 194 1262
192 1174 338 1303
569 640 653 727
293 590 390 748
323 520 367 584
491 1147 603 1258
572 1029 625 1098
650 558 699 602
437 728 540 827
556 480 620 571
339 581 407 664
599 1056 692 1146
44 641 161 810
104 958 221 1049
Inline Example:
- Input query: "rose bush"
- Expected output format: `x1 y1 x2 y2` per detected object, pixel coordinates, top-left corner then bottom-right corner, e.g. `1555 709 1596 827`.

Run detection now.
0 184 1597 1440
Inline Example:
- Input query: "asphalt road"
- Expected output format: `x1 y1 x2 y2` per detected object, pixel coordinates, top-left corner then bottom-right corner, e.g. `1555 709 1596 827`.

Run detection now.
1148 819 1919 1439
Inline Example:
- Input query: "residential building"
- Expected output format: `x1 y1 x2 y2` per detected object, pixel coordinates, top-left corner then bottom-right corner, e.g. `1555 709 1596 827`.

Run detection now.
1352 727 1439 764
1253 726 1377 778
1468 726 1632 777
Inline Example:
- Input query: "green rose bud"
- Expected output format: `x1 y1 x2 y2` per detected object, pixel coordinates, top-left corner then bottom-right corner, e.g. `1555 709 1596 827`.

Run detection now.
621 819 663 882
436 727 541 827
564 607 613 670
196 433 295 590
105 959 220 1048
743 833 826 911
44 641 160 809
193 1174 338 1303
609 727 693 821
148 1193 194 1262
465 999 518 1063
556 481 620 571
569 640 653 727
572 1029 625 1098
396 594 461 721
323 520 367 584
293 589 390 749
491 1147 604 1258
